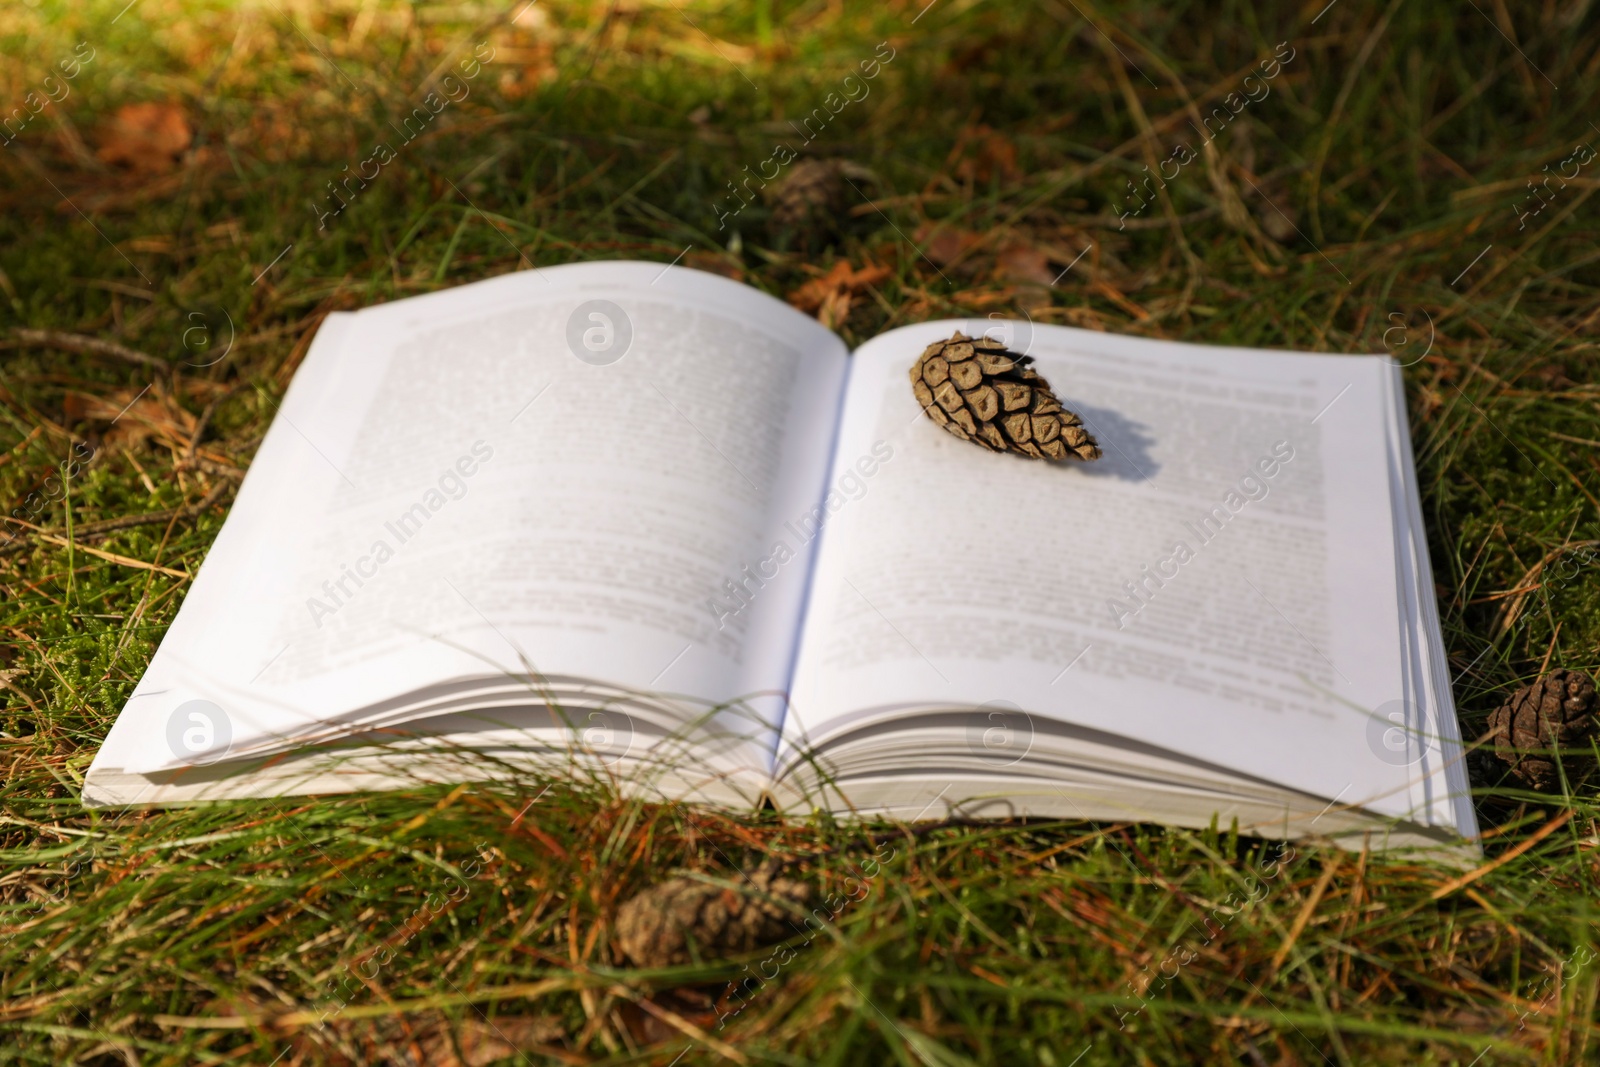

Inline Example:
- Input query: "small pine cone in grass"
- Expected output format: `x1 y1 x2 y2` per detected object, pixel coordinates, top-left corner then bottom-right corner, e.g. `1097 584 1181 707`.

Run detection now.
910 332 1101 461
1485 668 1598 790
614 859 811 968
766 159 874 243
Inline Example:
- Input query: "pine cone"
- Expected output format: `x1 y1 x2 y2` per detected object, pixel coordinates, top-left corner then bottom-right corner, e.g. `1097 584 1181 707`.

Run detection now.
1485 669 1597 790
910 332 1101 461
614 859 811 968
766 160 874 244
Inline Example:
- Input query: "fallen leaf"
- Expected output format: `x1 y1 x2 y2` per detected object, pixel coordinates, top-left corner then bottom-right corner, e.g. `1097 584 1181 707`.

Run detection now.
787 259 891 325
96 102 192 174
817 287 853 330
913 223 985 270
995 241 1055 287
951 124 1020 184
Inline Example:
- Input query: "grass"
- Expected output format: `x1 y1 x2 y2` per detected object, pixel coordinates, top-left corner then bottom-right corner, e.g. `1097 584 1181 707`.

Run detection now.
2 0 1600 1062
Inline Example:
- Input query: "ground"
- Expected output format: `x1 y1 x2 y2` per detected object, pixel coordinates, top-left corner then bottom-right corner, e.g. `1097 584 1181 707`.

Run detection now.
1 1 1598 1064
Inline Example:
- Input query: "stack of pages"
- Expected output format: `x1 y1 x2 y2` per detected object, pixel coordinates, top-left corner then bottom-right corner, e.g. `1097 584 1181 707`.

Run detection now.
85 262 1479 852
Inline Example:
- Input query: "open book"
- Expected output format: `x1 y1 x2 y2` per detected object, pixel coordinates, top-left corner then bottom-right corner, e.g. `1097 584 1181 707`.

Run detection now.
85 261 1479 852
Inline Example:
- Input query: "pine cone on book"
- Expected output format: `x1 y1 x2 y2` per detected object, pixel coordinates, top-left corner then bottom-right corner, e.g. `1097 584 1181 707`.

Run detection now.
910 331 1101 461
1485 668 1597 790
614 859 810 968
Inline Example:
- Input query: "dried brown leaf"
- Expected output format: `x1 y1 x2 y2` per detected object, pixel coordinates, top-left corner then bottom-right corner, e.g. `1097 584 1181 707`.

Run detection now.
787 259 891 319
914 223 984 269
96 102 192 174
950 123 1020 184
994 241 1056 287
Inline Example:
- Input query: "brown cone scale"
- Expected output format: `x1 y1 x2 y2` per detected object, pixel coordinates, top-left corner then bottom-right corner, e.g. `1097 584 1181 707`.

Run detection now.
910 332 1101 461
1485 668 1597 790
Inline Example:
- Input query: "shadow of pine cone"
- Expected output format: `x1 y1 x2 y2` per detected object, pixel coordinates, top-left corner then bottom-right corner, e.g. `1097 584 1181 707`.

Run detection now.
614 859 812 968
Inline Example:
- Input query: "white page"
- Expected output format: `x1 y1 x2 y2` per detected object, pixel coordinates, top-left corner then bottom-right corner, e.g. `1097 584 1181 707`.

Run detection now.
783 321 1429 821
97 263 847 778
1381 364 1478 837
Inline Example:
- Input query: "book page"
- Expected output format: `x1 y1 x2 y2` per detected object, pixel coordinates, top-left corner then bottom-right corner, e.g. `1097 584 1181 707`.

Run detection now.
1381 364 1478 836
783 320 1431 822
100 263 847 777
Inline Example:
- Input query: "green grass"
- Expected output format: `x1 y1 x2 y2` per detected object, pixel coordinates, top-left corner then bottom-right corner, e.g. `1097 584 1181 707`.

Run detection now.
3 0 1600 1062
